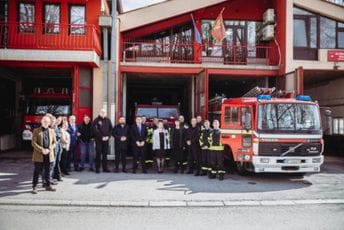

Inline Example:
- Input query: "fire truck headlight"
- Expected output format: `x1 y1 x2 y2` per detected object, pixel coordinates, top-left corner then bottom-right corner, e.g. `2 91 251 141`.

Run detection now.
260 158 270 163
312 158 322 163
244 155 251 161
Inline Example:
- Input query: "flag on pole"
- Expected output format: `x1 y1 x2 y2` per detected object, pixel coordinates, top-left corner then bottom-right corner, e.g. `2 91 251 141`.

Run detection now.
191 13 202 44
211 8 226 42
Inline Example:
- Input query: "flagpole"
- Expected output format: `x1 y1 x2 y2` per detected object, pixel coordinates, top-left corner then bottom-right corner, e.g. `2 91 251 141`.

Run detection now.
220 7 225 15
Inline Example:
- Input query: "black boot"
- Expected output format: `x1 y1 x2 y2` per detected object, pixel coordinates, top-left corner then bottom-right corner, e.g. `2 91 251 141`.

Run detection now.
174 167 178 173
219 174 224 181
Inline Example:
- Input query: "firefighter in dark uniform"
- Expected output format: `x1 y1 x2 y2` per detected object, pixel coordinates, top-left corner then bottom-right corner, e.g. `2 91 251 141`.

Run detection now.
209 119 225 180
171 119 186 173
145 125 154 168
199 120 212 176
196 115 204 131
143 116 155 169
185 117 201 175
178 115 189 169
178 115 189 129
112 116 130 173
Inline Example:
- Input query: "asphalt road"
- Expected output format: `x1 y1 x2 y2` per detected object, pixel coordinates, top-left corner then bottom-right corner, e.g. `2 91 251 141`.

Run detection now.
0 204 343 230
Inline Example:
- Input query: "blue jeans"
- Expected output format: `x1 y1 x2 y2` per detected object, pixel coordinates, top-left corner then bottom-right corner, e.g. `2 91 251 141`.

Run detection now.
80 141 95 169
50 141 62 180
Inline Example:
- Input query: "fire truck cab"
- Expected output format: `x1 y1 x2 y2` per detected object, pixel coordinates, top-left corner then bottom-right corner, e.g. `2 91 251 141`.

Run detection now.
134 102 180 127
209 87 324 174
22 87 72 141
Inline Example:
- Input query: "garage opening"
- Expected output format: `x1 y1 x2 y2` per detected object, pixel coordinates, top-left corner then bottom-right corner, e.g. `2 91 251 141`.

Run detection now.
303 70 344 155
208 75 276 99
124 74 193 124
0 67 72 150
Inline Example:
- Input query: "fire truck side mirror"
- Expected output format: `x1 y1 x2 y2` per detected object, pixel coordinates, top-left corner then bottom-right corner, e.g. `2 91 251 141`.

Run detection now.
244 112 252 130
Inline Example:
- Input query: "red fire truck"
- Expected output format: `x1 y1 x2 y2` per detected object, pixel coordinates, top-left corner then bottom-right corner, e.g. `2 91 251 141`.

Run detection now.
134 102 180 127
208 87 324 174
22 87 72 142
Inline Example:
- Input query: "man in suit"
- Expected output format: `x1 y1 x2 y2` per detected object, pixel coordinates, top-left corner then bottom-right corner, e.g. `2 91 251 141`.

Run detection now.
130 116 148 174
67 115 79 171
31 115 57 194
112 116 130 173
92 109 113 173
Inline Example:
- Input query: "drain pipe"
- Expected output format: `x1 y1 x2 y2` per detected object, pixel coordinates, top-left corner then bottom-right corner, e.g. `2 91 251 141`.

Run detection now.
110 0 117 121
102 26 108 111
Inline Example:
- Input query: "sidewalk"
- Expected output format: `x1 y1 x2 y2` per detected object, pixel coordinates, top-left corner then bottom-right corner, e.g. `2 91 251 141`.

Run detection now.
0 155 343 207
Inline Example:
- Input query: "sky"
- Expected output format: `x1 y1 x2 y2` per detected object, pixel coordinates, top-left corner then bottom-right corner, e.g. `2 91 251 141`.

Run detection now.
121 0 166 12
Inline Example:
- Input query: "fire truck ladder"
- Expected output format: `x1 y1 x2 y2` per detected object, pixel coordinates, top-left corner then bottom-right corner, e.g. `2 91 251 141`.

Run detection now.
243 86 295 98
242 86 276 97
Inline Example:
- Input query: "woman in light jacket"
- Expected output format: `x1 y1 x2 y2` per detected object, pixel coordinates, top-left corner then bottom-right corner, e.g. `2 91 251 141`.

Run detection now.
152 120 170 173
60 120 71 175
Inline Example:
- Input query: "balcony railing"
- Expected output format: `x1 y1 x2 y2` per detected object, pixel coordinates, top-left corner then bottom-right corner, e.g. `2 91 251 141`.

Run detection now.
0 22 101 56
122 41 279 66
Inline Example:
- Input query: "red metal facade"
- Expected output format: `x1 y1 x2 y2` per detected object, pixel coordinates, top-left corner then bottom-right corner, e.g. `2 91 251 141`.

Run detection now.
119 0 287 119
0 0 101 122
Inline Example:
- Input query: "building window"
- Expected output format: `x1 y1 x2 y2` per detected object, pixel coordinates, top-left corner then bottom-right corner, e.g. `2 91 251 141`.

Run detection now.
294 6 344 60
338 22 344 48
293 19 308 47
18 2 35 33
44 4 60 34
320 17 336 48
70 5 85 35
201 20 261 62
126 23 193 63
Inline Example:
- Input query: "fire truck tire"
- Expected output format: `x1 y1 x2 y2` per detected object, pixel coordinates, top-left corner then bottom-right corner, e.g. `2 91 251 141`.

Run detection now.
223 146 236 173
236 162 251 176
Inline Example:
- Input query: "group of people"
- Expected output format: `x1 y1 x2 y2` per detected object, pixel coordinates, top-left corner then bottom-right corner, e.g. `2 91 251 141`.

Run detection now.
31 109 226 194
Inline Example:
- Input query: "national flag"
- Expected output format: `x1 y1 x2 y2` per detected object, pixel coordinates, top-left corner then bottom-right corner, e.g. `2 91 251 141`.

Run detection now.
211 8 226 42
191 13 202 44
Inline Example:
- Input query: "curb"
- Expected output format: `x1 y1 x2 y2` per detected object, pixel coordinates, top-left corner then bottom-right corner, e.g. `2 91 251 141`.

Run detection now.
1 199 344 208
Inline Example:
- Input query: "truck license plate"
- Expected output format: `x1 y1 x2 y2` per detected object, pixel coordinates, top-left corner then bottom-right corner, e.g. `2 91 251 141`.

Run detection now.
285 159 301 164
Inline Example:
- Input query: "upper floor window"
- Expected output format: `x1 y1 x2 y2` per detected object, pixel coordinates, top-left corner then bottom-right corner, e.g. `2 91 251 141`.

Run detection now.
293 6 344 60
320 17 336 48
19 2 35 33
44 4 60 34
325 0 344 6
338 22 344 48
70 5 85 35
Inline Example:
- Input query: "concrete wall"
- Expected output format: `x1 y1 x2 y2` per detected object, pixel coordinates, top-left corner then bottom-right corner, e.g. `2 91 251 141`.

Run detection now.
93 62 104 119
305 77 344 117
285 0 344 73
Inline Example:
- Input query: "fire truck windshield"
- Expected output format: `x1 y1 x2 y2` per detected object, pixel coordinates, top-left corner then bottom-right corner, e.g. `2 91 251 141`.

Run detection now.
25 99 71 116
258 103 321 133
136 107 178 119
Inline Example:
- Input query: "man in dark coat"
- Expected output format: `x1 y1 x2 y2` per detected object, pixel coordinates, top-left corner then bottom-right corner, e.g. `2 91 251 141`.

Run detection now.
112 116 130 173
130 116 148 174
185 117 201 175
92 109 112 173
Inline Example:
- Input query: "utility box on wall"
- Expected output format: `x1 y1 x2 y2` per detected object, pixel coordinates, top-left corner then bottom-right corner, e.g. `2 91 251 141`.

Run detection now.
99 15 112 27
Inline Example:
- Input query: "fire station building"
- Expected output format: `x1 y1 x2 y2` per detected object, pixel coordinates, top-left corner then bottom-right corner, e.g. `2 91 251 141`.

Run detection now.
0 0 343 150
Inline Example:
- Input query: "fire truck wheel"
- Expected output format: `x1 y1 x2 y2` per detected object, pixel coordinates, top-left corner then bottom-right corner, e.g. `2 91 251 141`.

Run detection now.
236 162 251 176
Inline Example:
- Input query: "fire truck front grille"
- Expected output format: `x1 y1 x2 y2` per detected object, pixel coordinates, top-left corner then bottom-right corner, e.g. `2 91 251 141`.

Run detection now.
258 142 322 156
